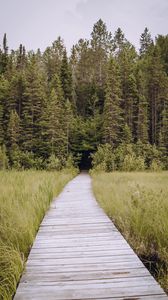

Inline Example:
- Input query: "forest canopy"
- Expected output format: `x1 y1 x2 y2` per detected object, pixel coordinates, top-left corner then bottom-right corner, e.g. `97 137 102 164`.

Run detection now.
0 19 168 170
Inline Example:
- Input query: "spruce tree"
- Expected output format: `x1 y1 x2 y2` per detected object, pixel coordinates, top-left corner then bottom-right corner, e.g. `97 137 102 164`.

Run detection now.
22 55 46 153
146 45 168 145
47 88 67 160
60 50 73 102
126 74 138 138
136 69 148 143
103 57 122 146
0 34 8 74
7 110 20 150
159 104 168 156
113 28 125 52
0 75 10 143
140 28 153 56
0 98 4 145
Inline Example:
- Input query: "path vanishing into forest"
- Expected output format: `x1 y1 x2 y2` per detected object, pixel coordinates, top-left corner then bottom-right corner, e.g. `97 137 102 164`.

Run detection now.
14 173 168 300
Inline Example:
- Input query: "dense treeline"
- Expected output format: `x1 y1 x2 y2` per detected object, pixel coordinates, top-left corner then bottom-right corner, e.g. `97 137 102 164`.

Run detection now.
0 20 168 170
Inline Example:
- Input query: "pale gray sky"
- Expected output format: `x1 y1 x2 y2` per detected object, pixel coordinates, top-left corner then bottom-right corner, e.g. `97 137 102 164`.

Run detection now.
0 0 168 53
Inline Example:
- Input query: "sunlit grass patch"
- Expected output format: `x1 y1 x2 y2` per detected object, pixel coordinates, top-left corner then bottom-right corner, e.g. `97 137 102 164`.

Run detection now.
92 171 168 292
0 169 77 300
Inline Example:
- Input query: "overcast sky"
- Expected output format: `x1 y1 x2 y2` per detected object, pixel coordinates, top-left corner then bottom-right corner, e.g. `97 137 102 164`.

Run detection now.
0 0 168 53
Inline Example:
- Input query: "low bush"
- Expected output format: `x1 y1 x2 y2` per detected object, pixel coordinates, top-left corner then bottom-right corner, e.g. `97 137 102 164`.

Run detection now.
91 141 167 172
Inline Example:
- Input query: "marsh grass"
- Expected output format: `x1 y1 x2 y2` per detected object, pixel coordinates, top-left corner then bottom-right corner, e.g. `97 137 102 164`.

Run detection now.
0 169 76 300
92 171 168 292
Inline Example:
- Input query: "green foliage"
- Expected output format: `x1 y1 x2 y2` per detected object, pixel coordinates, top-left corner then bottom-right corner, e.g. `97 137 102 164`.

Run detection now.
0 23 168 169
92 172 168 292
0 145 8 170
91 142 165 172
122 154 145 171
150 159 164 171
46 154 62 171
140 27 153 56
103 57 122 146
91 144 115 172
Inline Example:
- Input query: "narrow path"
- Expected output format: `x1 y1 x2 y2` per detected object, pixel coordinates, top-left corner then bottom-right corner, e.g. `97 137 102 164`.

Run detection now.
14 173 168 300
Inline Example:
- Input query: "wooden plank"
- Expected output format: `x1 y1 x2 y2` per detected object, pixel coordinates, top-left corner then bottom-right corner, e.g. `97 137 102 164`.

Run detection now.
14 173 168 300
20 268 151 283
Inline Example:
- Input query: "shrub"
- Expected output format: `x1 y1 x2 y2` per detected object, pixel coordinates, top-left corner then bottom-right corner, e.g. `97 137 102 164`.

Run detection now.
91 144 116 172
122 154 145 171
46 154 62 171
150 159 164 171
17 151 38 169
91 141 167 172
65 155 76 169
0 145 8 170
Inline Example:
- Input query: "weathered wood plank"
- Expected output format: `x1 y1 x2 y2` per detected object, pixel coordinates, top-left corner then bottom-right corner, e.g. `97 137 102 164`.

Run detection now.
14 173 168 300
20 268 151 283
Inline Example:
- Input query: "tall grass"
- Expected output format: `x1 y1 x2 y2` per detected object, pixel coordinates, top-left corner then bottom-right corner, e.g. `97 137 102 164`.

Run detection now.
0 169 77 300
92 171 168 291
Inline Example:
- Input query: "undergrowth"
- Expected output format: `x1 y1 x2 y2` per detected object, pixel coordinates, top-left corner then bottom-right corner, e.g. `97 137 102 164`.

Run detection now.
92 171 168 292
0 169 77 299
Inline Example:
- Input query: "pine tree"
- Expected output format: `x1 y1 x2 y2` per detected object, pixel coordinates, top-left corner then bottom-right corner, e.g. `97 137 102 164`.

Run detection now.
60 50 73 102
7 110 20 150
90 19 110 97
0 98 4 145
47 88 67 159
126 74 138 137
65 100 74 156
44 71 67 159
22 55 46 153
156 35 168 74
140 27 153 56
113 28 125 52
0 75 10 143
146 45 168 145
0 34 8 74
0 144 8 169
136 69 148 143
159 103 168 156
43 37 65 82
103 57 122 146
117 44 137 137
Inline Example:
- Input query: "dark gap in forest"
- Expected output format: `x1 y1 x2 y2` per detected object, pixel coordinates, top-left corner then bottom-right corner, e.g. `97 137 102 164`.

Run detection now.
78 150 93 170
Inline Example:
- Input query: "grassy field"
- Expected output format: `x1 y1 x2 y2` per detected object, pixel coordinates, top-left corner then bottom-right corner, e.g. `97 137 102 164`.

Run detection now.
0 169 77 300
92 171 168 292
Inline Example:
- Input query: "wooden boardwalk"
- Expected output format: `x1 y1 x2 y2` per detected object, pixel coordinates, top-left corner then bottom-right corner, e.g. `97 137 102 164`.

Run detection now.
14 173 168 300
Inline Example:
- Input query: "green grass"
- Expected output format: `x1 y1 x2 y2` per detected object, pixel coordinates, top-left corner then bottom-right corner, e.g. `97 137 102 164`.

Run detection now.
92 171 168 292
0 169 77 300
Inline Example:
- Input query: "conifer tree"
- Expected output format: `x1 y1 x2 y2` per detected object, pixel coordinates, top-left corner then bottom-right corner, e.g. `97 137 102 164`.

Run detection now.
113 28 125 52
60 50 73 102
22 55 46 153
65 100 74 156
47 88 67 159
146 46 168 145
126 74 138 137
0 21 168 169
103 57 122 146
136 69 148 143
140 27 153 56
0 97 4 145
0 75 10 142
7 110 20 150
159 104 168 156
0 34 8 74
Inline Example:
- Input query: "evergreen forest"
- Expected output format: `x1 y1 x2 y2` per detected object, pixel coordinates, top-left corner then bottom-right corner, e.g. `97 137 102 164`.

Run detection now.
0 19 168 170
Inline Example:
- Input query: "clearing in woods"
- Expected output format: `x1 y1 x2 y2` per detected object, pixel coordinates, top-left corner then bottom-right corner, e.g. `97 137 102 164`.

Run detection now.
14 173 168 300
